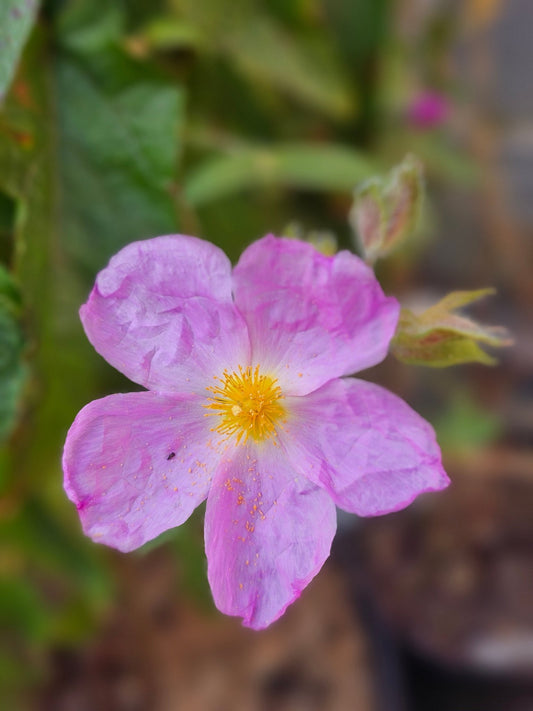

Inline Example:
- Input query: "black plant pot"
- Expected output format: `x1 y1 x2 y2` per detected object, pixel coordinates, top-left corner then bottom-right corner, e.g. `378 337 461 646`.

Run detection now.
334 466 533 711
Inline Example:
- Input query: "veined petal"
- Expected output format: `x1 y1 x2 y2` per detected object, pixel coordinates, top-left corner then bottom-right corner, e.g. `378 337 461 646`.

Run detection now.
205 443 337 629
282 378 449 516
81 235 250 393
232 235 399 396
63 392 218 552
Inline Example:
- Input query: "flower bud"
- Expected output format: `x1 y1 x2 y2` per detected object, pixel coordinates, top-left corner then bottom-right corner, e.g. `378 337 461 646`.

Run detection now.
350 154 424 265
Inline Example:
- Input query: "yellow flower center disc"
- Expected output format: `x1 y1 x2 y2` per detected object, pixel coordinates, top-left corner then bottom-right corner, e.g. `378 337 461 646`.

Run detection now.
205 365 285 445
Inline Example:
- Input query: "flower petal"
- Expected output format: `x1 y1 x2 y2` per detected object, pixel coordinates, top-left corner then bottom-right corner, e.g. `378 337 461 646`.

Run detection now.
81 235 250 393
205 443 337 629
282 378 449 516
232 235 399 395
63 391 218 552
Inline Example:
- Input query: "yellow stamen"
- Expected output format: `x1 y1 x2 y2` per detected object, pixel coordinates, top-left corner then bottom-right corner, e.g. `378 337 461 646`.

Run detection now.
205 365 285 445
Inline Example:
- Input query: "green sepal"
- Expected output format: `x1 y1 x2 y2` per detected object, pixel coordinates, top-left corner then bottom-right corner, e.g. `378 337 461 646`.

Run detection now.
392 288 512 367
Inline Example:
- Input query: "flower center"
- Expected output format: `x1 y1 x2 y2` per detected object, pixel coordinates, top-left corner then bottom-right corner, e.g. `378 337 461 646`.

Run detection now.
205 365 285 445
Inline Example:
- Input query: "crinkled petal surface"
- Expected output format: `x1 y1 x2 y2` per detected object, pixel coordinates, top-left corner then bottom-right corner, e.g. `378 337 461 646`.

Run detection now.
232 235 400 395
81 236 251 393
282 378 449 516
205 443 337 629
63 391 218 552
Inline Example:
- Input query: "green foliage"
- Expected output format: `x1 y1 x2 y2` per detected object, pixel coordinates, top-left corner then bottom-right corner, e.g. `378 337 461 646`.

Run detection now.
48 0 184 273
0 576 48 641
0 1 184 471
0 1 183 696
0 265 25 444
54 48 183 273
165 0 354 119
0 0 39 99
185 143 376 206
324 0 390 64
435 392 502 453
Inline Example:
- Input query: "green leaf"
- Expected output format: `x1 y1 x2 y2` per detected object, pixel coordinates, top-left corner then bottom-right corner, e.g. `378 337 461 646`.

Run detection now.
139 17 203 52
395 131 479 184
166 0 354 118
0 265 25 443
55 46 183 273
55 0 123 52
221 18 354 119
185 143 376 205
0 0 40 100
392 289 512 367
323 0 389 65
0 191 17 263
0 262 21 306
321 0 388 139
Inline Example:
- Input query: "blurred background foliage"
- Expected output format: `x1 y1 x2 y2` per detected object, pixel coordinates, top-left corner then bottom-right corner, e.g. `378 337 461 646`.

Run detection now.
0 0 516 706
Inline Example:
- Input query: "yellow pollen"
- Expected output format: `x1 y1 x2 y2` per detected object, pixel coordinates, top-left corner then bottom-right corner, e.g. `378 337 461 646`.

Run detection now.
205 365 285 445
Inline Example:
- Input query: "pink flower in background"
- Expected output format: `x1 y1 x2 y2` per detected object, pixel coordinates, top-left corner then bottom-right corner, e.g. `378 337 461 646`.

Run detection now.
63 235 449 629
407 90 449 130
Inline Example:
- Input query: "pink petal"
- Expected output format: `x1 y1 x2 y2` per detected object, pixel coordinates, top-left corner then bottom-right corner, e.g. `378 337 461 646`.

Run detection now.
282 378 449 516
63 391 218 552
81 235 250 393
232 235 400 396
205 443 337 629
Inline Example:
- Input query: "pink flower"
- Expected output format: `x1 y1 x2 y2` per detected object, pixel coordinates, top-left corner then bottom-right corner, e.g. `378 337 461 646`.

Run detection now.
63 235 449 629
407 90 449 130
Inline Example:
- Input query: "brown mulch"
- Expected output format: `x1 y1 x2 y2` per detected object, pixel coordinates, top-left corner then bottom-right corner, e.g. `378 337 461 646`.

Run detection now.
39 552 375 711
